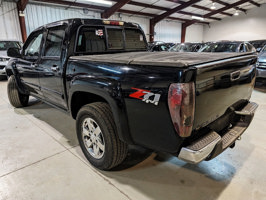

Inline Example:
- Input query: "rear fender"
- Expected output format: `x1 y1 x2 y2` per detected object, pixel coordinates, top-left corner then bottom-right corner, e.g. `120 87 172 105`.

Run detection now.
69 76 133 144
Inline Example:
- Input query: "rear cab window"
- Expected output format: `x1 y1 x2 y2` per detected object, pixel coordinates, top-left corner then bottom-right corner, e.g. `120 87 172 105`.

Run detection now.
75 24 147 54
76 26 106 53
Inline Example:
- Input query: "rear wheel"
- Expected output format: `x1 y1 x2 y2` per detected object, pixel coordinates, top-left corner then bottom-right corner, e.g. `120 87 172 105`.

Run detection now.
7 75 29 108
76 102 128 170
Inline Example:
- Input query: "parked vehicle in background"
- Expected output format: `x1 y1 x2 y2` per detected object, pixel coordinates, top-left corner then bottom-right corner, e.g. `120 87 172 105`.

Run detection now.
249 40 266 52
169 43 203 52
0 40 22 80
148 41 164 49
149 43 169 52
199 41 255 53
164 42 175 49
256 45 266 81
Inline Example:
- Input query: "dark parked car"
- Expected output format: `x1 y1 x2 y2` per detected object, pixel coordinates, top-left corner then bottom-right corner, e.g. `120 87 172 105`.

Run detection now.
199 41 255 53
0 40 22 80
169 43 203 52
149 43 169 52
256 45 266 81
148 41 164 49
164 42 175 49
249 40 266 52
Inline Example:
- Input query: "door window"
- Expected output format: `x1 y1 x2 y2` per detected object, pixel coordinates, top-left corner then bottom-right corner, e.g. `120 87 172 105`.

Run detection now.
24 32 43 57
245 43 255 52
44 27 65 57
239 44 245 52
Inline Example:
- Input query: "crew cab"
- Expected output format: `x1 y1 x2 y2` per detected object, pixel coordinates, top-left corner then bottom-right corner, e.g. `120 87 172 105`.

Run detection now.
5 19 258 170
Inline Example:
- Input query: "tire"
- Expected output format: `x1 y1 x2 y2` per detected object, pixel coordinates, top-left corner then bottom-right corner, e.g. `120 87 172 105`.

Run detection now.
76 102 128 170
7 75 29 108
0 75 7 81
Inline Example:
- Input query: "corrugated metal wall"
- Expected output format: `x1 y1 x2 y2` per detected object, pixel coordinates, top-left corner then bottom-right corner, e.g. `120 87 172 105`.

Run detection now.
0 1 22 41
109 13 150 40
25 3 101 35
154 20 182 43
25 3 150 40
186 24 204 42
23 2 203 43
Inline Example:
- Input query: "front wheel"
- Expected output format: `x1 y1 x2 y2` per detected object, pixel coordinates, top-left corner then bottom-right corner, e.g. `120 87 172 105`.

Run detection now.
76 102 128 170
7 75 29 108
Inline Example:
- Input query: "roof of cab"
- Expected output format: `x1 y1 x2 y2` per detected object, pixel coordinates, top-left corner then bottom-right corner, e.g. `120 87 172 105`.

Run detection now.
37 18 140 29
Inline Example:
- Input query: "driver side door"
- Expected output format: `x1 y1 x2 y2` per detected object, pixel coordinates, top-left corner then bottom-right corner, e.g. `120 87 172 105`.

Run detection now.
16 30 44 98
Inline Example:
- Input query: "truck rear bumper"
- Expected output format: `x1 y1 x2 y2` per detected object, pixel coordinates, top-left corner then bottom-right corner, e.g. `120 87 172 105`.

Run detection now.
178 101 258 164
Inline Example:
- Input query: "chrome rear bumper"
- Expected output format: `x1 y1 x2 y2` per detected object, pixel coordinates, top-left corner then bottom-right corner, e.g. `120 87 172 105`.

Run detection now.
178 101 258 164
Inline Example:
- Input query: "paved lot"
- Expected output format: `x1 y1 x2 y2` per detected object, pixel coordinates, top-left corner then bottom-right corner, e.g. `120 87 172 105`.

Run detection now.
0 80 266 200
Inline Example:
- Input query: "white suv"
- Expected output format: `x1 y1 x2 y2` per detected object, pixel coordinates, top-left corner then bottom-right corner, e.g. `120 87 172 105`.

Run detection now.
0 40 22 80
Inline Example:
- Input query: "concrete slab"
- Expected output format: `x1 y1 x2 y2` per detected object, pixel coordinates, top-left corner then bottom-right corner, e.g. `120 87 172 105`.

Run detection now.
0 79 266 200
15 101 78 149
0 151 129 200
0 100 66 177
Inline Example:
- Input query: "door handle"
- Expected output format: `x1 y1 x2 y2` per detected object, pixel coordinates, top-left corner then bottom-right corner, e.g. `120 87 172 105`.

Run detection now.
51 65 59 72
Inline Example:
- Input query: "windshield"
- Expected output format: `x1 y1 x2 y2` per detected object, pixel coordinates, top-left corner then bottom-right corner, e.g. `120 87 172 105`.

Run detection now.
0 41 21 51
199 43 238 52
250 42 266 49
169 43 197 52
262 45 266 52
169 44 192 52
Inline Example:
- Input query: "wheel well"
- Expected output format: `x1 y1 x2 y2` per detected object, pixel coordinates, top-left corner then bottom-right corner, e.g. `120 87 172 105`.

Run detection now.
71 92 108 119
6 68 13 77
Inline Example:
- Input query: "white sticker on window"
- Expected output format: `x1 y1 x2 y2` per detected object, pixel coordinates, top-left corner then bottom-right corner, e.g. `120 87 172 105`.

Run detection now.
96 29 103 36
140 35 143 41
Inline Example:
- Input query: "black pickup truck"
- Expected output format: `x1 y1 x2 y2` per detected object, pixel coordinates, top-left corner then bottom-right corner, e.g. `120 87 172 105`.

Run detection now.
6 18 258 170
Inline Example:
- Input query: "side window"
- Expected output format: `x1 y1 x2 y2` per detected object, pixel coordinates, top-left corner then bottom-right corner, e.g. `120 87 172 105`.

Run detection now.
239 44 245 52
153 45 159 51
246 43 255 52
24 32 43 57
245 44 250 52
160 45 167 51
107 28 123 50
76 26 106 53
44 27 65 57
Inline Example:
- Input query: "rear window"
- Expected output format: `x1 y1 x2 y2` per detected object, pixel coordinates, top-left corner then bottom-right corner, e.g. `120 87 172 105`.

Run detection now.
125 28 146 50
107 28 124 50
76 26 106 53
76 26 146 53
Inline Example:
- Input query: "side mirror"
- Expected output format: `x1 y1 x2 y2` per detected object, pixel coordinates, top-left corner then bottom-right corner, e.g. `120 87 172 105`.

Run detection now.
7 48 21 58
256 48 261 53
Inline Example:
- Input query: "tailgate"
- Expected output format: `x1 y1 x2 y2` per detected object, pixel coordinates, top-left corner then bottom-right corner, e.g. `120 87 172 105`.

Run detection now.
193 54 257 130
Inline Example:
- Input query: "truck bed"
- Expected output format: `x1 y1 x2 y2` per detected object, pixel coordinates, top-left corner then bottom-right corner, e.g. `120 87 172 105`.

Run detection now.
70 51 257 140
70 51 254 67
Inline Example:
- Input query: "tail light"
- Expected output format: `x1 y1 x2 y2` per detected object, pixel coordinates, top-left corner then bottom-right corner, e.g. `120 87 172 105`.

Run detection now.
168 82 195 137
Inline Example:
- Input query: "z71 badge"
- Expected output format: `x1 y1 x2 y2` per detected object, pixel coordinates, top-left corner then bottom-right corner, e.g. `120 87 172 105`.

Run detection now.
129 88 161 106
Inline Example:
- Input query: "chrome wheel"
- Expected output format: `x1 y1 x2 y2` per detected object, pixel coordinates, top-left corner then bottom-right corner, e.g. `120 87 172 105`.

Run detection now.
82 118 105 159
